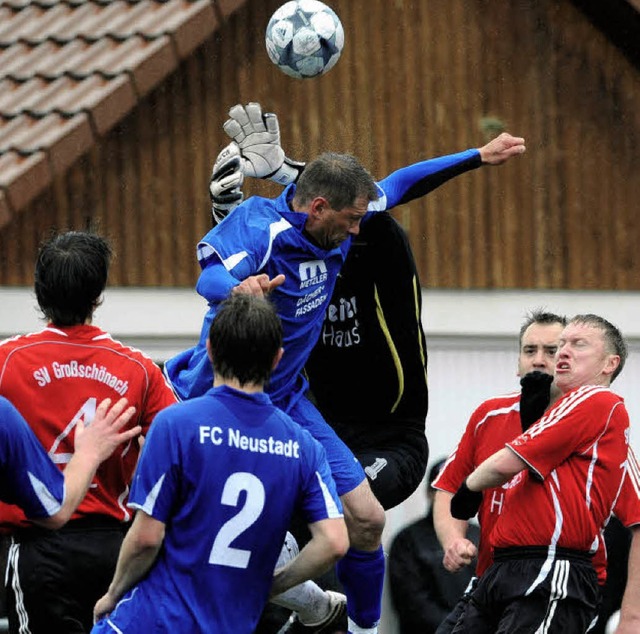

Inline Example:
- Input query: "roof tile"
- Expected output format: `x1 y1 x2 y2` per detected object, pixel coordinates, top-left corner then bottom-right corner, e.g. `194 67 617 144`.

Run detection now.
0 0 249 224
0 150 52 214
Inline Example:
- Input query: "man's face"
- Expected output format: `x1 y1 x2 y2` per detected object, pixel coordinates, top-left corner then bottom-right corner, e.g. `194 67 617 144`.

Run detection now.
517 322 564 377
305 196 369 250
554 322 618 392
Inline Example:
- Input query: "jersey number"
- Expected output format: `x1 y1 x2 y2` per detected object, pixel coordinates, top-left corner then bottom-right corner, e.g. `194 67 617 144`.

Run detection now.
49 397 97 465
209 472 266 569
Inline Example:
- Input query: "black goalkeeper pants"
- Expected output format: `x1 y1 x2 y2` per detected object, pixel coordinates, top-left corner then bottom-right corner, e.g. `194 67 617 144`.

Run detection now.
355 429 429 511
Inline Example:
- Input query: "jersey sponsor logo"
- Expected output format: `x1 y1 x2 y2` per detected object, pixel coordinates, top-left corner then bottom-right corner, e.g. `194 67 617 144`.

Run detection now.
33 361 129 395
199 426 300 458
299 260 328 288
295 260 330 316
364 457 388 480
320 296 361 347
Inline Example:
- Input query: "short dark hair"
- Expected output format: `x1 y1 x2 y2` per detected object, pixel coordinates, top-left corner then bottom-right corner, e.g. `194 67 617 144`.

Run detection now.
35 231 112 326
209 294 283 387
569 314 627 382
293 152 379 211
519 309 567 347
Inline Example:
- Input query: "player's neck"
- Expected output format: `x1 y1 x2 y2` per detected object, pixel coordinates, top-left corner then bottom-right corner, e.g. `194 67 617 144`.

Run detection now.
214 377 264 394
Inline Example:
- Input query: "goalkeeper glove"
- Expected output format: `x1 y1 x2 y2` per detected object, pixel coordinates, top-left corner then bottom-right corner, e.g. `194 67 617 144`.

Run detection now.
450 479 483 520
223 102 306 185
519 371 553 432
209 143 244 225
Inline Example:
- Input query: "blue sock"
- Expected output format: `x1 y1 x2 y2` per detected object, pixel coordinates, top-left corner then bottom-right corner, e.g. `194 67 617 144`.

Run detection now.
336 545 385 629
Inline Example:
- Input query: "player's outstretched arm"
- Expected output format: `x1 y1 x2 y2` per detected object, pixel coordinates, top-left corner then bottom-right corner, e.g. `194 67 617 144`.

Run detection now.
232 273 286 298
270 517 348 598
35 398 139 530
478 132 526 165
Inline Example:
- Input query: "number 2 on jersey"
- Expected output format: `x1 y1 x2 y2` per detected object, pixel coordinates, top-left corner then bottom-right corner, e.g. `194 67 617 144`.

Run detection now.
209 472 266 569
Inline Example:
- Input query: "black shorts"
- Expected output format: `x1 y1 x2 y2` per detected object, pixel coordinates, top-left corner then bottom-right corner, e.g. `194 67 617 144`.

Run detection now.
6 516 127 634
451 547 600 634
354 429 429 510
435 578 477 634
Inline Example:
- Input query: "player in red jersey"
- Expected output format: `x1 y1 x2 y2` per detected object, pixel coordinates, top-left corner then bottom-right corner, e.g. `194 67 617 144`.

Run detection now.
432 311 566 631
447 314 632 633
0 231 178 634
0 395 139 528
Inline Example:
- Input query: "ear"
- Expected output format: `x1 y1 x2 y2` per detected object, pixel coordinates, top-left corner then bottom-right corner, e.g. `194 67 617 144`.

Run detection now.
206 338 213 365
307 196 329 220
603 354 620 379
272 347 284 371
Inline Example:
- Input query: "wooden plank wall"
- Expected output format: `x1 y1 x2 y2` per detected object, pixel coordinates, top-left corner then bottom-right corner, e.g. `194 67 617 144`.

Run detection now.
0 0 638 289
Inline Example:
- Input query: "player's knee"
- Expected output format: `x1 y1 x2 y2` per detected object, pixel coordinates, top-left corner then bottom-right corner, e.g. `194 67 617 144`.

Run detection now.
341 484 385 549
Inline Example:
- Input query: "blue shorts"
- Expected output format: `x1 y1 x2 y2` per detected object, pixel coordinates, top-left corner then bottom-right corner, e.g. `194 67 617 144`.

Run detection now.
287 396 366 497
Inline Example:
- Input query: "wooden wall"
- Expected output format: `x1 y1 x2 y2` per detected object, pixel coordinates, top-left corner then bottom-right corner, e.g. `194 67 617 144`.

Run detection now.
0 0 638 289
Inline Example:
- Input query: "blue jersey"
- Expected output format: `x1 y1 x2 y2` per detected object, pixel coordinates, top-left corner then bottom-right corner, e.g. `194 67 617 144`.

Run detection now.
98 385 342 634
165 149 480 405
0 397 64 519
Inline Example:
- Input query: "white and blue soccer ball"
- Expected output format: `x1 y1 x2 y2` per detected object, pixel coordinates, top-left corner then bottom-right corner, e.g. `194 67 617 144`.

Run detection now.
265 0 344 79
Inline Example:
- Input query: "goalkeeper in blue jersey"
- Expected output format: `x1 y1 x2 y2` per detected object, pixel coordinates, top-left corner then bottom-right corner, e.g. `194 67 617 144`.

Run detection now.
92 294 347 634
165 104 525 634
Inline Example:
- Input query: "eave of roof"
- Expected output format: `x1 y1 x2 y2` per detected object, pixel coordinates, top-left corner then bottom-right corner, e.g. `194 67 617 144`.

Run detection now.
0 0 248 228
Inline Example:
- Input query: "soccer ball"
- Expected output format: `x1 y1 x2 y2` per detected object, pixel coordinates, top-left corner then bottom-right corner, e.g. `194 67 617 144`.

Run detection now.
265 0 344 79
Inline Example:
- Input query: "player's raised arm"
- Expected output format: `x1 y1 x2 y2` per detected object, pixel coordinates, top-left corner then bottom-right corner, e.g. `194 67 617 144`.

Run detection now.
223 102 305 185
478 132 526 165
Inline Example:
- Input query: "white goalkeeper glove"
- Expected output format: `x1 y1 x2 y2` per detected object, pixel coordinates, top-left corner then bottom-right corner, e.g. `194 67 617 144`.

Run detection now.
209 143 244 225
223 102 306 185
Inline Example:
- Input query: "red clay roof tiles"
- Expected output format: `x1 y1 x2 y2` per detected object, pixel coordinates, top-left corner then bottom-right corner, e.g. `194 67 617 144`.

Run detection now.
0 0 247 227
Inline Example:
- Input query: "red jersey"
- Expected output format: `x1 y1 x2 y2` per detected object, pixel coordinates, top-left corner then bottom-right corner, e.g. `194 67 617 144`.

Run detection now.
433 391 521 576
0 325 177 527
493 385 629 559
591 448 640 583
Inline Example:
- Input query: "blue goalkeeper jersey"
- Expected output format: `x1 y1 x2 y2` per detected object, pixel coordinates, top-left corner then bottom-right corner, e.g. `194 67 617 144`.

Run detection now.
0 396 64 519
164 149 480 407
97 385 342 634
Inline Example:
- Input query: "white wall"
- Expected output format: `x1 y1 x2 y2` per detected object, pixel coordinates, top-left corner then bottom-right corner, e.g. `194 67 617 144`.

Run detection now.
3 287 640 633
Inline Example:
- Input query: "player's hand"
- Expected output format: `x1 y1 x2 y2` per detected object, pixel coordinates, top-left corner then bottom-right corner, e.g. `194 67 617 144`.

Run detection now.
75 398 140 466
209 143 244 225
232 274 286 298
93 592 117 623
443 537 478 573
450 479 483 520
478 132 526 165
223 102 305 185
519 371 553 432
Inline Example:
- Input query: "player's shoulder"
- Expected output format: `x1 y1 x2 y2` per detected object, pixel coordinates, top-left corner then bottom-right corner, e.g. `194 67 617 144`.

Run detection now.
562 385 625 409
470 391 520 421
98 334 163 370
201 195 292 250
0 328 47 350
